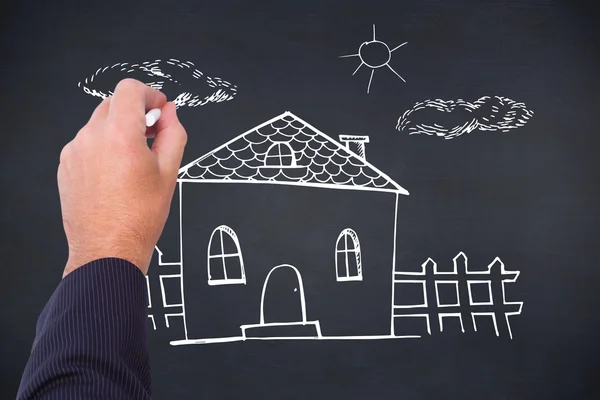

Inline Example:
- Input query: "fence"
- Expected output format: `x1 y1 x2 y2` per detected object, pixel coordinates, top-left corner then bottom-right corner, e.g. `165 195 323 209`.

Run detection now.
392 252 523 339
146 246 185 331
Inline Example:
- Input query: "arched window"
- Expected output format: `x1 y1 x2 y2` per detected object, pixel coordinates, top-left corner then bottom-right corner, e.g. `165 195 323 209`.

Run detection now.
264 143 296 167
335 229 363 281
207 225 246 285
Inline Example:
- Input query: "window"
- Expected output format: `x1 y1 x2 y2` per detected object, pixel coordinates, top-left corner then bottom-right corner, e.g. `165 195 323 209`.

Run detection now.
264 143 296 167
207 225 246 285
335 228 363 281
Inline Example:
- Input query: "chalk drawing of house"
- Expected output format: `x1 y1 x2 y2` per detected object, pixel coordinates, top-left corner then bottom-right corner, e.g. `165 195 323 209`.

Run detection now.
146 111 524 344
150 110 415 345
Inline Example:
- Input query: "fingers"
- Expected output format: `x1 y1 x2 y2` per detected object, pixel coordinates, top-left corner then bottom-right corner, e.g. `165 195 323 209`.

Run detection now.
107 78 167 137
151 102 187 176
88 97 111 125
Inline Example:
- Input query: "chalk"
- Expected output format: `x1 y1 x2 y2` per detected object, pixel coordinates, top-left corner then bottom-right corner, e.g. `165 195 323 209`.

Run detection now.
145 108 162 127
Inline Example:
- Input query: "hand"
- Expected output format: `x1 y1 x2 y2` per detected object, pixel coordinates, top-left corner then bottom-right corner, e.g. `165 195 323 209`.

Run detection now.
58 78 187 277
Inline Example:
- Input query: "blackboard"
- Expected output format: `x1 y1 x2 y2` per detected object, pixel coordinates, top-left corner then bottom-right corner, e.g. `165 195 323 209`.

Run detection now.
2 0 599 398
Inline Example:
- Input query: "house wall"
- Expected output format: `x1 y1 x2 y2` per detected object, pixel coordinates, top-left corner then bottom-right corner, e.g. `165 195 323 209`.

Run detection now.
180 182 400 340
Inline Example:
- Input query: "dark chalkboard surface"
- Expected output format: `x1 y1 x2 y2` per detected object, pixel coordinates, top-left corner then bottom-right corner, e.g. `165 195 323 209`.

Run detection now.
2 0 599 398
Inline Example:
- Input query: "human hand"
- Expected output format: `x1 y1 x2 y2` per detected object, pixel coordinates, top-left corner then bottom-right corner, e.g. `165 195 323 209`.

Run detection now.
58 78 187 277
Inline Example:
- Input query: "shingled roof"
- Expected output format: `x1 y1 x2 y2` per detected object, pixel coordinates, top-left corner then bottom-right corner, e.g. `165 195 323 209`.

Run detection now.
178 111 409 195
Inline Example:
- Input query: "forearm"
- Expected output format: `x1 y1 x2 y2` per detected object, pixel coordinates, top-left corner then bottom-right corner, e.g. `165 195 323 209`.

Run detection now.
17 80 186 397
17 258 151 399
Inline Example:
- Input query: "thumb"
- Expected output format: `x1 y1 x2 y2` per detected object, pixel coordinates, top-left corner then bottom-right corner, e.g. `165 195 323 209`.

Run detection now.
152 102 188 176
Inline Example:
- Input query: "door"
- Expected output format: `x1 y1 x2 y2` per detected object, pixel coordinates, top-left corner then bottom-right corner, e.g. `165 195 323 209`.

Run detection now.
260 264 307 324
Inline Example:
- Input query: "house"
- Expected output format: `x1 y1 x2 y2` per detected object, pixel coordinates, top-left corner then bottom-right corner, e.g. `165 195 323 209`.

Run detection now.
149 111 411 345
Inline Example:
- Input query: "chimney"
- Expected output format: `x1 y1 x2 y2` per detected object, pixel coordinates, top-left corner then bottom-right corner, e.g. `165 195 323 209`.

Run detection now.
339 135 370 160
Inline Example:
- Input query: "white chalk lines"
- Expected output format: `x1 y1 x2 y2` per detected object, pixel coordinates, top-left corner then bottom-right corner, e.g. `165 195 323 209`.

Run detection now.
143 112 521 345
397 96 534 139
340 24 407 94
178 111 409 195
336 228 363 282
78 58 237 108
207 225 246 286
393 252 523 339
146 246 184 331
239 264 323 341
151 248 523 344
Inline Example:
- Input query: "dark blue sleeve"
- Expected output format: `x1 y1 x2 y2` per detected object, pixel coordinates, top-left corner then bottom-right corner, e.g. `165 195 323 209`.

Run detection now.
17 258 151 399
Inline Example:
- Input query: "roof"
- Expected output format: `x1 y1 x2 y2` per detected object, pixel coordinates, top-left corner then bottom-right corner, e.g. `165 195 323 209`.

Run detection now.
178 111 409 195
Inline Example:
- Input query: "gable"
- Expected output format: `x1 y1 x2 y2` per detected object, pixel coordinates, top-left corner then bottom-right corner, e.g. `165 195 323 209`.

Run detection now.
178 111 409 195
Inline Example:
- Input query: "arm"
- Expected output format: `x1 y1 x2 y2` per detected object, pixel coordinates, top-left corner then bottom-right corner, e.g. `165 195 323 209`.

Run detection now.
17 259 150 399
17 79 187 399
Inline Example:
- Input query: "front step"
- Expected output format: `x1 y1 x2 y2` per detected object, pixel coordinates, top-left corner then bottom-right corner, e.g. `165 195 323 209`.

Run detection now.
241 321 322 339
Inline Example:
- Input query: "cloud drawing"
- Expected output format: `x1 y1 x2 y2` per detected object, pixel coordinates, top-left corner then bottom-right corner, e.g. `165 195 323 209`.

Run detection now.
78 58 237 108
396 96 534 140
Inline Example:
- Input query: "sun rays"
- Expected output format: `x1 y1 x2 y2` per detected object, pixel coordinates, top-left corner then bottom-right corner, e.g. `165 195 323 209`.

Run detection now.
339 24 407 94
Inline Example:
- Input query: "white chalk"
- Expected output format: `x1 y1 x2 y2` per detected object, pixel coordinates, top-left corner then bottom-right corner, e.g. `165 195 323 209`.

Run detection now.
145 108 162 127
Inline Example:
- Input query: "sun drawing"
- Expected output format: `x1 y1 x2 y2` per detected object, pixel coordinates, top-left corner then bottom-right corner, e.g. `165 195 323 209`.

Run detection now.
339 24 407 94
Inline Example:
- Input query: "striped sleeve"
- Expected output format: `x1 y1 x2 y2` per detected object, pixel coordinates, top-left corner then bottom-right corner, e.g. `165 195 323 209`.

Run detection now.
17 258 151 399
